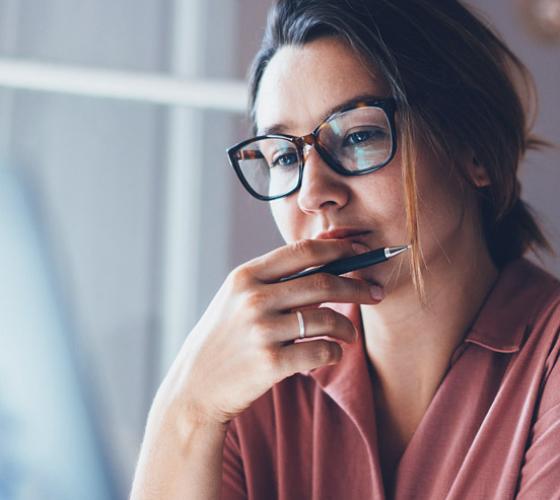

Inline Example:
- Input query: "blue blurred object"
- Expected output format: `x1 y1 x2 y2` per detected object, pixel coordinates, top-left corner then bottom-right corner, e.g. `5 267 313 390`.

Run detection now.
0 168 118 500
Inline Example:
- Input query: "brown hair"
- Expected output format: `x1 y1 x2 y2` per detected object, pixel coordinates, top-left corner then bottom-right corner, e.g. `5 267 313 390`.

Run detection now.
247 0 554 301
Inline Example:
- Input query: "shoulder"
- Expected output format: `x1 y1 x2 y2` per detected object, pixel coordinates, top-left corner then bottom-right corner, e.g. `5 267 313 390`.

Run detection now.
514 259 560 386
511 256 560 296
467 257 560 354
501 257 560 331
518 258 560 333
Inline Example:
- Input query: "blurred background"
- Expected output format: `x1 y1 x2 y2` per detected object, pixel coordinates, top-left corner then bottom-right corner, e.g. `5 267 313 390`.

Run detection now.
0 0 558 498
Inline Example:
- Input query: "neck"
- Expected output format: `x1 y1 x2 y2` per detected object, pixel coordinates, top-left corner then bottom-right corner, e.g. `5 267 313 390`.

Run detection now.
360 238 499 405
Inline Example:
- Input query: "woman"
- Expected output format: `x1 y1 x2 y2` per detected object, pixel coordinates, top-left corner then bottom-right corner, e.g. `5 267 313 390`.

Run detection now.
131 1 559 498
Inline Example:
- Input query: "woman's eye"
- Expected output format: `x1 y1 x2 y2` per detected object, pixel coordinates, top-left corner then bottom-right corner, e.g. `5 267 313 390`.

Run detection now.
271 151 298 168
343 128 386 147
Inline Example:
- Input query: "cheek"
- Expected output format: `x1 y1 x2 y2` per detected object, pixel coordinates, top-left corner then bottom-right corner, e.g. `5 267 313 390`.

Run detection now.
414 159 471 247
366 148 467 249
270 199 302 243
357 163 407 224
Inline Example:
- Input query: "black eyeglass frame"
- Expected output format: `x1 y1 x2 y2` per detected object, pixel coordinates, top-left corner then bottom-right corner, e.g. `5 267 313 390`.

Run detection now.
226 97 398 201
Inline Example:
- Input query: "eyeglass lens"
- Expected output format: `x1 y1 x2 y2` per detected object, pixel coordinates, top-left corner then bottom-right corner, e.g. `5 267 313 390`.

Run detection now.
236 106 393 199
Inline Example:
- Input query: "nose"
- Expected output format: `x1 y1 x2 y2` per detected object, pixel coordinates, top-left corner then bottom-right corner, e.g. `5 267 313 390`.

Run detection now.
296 141 350 213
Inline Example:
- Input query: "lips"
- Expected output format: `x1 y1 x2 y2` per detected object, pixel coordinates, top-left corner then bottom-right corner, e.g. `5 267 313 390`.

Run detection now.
314 228 371 240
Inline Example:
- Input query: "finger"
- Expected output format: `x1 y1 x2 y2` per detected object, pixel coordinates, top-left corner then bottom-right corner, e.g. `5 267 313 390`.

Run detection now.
246 238 358 283
263 307 357 345
277 339 343 376
271 273 382 310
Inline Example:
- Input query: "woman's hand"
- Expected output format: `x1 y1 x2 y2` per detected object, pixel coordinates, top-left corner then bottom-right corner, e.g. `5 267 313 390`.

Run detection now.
153 238 383 428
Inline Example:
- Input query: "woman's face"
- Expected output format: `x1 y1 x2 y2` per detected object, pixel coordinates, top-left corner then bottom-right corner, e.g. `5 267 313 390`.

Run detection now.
254 36 480 291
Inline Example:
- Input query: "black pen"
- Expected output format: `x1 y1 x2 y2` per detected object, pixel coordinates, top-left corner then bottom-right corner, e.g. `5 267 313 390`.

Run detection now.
278 245 410 283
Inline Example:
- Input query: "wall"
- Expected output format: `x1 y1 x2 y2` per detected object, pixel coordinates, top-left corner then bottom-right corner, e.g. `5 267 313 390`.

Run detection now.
0 0 169 491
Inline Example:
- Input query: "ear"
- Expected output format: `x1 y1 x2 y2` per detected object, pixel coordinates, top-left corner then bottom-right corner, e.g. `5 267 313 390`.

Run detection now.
468 156 491 188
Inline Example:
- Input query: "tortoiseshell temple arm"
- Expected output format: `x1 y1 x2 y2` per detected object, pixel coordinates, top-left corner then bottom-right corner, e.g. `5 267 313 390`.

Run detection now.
235 149 264 160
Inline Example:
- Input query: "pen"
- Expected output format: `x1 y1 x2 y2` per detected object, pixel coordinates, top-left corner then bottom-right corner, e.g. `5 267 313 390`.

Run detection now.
278 245 410 283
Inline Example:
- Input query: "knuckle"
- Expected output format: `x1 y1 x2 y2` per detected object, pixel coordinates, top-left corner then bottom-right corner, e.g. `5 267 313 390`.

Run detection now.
313 273 333 291
245 290 270 310
260 346 282 371
247 320 268 346
345 317 356 334
228 266 253 291
250 318 275 344
357 280 368 298
290 238 314 258
319 308 337 329
350 278 367 298
315 342 334 364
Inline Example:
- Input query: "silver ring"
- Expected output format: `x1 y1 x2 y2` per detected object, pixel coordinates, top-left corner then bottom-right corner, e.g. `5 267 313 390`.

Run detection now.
296 310 306 339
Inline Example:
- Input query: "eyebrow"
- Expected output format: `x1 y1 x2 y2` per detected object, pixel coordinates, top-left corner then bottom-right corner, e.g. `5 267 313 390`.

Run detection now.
257 93 387 136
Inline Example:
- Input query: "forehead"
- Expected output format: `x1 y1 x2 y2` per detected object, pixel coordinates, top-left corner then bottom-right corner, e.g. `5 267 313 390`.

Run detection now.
255 36 390 136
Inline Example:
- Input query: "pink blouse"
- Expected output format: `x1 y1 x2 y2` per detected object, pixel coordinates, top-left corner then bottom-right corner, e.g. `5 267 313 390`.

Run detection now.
221 258 560 499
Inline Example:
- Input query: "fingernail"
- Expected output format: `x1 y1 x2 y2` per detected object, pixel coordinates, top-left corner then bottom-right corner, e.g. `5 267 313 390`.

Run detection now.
370 285 385 301
352 242 370 255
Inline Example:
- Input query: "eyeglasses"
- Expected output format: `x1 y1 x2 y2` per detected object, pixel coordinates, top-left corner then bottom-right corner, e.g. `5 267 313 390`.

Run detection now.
226 97 397 201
